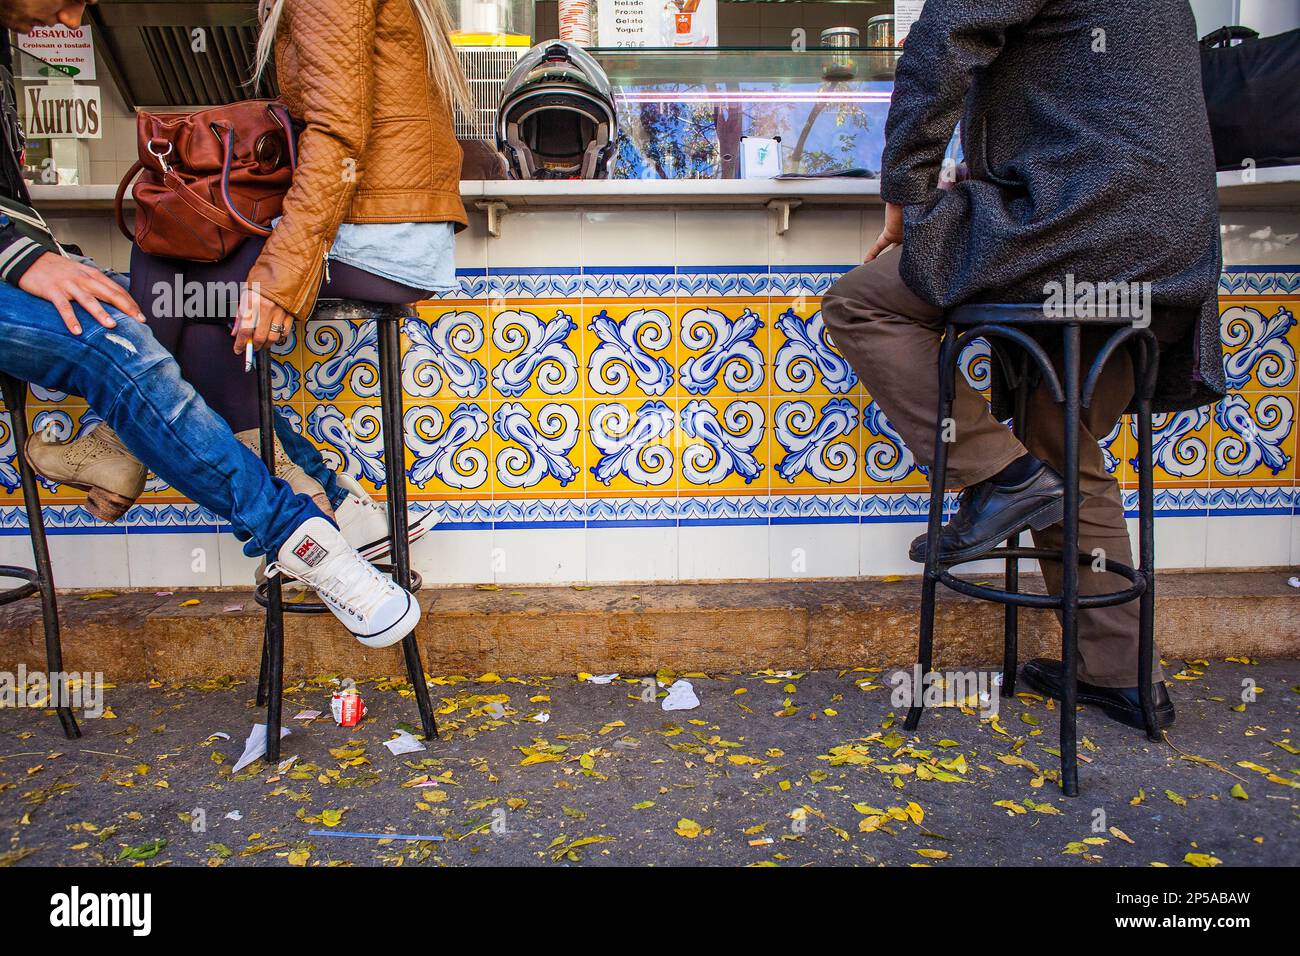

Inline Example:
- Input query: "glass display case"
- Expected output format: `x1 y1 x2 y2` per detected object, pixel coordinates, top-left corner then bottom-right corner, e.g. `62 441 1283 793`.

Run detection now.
589 46 900 179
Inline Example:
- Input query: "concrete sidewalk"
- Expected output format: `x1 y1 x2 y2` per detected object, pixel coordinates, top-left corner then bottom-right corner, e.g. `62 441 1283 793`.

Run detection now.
1 657 1295 867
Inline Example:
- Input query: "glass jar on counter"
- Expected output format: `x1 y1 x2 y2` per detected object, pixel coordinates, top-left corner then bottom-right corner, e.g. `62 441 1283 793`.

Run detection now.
451 0 534 45
821 26 860 82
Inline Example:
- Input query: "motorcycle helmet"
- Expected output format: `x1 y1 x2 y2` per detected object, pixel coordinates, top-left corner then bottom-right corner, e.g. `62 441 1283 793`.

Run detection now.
497 40 618 180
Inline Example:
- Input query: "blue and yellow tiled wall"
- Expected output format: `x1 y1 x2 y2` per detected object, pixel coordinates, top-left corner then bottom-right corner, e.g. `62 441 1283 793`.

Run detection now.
1 210 1297 587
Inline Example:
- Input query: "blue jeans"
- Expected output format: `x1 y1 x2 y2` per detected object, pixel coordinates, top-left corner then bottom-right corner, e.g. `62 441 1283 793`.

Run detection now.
0 282 324 557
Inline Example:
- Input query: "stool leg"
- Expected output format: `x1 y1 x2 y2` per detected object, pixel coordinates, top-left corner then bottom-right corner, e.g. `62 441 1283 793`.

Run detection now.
1001 363 1031 699
1135 396 1159 741
905 329 959 732
1059 325 1081 797
376 317 438 740
255 621 270 707
256 356 284 762
5 380 80 739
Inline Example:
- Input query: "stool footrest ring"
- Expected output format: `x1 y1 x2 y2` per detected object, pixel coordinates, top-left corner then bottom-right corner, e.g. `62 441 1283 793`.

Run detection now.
933 546 1146 610
0 566 40 606
253 566 423 613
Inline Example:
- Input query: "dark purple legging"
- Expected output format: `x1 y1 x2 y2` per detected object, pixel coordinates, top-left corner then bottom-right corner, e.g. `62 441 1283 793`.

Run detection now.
129 237 432 433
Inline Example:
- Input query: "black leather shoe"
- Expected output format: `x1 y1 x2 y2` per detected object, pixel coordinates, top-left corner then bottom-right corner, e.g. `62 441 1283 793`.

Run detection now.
1019 658 1175 731
909 464 1066 564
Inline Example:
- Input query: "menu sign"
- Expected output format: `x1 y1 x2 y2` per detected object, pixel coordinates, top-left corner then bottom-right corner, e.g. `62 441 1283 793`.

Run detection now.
16 24 96 79
597 0 717 48
894 0 926 45
24 84 103 139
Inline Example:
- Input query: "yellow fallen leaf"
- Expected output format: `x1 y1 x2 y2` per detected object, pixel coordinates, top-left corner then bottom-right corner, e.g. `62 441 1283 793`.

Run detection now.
675 818 702 839
1184 852 1221 868
1109 826 1135 845
916 848 948 860
179 599 200 607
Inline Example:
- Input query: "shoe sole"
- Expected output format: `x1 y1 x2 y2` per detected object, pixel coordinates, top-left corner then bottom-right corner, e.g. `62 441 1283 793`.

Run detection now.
352 590 421 649
22 437 138 523
1020 666 1175 732
355 509 440 563
910 495 1066 565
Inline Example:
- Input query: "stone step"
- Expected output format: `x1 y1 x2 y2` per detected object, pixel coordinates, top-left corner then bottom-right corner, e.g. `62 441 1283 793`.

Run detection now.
0 570 1295 680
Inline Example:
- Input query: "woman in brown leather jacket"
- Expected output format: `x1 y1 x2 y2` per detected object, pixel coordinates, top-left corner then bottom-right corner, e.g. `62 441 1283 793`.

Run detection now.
28 0 471 557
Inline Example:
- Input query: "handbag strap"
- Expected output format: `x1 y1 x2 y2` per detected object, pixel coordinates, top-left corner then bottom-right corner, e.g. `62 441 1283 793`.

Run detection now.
113 160 143 242
210 102 298 238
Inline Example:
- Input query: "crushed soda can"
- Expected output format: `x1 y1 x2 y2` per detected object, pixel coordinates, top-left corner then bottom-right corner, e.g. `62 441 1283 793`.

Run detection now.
331 688 367 727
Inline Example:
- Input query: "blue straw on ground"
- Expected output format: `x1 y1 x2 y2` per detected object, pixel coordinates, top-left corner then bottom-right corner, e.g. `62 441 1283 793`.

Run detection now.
309 829 445 842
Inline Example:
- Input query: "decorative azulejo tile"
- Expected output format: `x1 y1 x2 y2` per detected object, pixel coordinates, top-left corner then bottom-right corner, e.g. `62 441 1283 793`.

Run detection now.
678 396 769 496
584 397 678 497
488 267 583 300
301 318 380 403
1122 407 1214 489
581 266 675 299
583 301 676 400
770 266 855 299
1218 300 1297 393
859 399 926 492
770 301 857 396
1218 268 1300 297
768 395 861 494
1209 391 1296 486
405 400 493 497
491 399 585 497
490 301 582 401
405 305 490 401
678 300 768 397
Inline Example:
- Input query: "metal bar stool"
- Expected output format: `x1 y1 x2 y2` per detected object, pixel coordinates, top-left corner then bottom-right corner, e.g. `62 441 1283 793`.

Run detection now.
903 304 1161 797
0 373 80 739
251 300 437 760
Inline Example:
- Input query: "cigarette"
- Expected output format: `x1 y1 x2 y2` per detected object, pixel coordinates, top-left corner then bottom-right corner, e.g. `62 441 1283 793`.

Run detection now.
244 342 254 373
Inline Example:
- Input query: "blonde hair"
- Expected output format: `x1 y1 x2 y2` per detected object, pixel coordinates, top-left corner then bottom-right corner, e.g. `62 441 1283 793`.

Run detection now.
252 0 473 118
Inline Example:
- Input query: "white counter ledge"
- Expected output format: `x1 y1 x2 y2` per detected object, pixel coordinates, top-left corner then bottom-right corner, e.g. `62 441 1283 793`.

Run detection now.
25 163 1300 212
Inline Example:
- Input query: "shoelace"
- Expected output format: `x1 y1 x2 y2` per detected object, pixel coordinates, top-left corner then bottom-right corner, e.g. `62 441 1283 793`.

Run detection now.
266 550 396 620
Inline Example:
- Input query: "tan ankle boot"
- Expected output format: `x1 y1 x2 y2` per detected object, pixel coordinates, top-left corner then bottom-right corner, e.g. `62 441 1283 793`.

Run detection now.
234 428 332 517
24 423 148 522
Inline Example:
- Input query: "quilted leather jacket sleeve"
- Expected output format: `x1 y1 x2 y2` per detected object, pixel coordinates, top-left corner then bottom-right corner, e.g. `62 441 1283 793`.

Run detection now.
246 0 376 319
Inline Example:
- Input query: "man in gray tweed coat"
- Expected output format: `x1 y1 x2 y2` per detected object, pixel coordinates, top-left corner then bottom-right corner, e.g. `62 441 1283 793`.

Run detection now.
822 0 1224 730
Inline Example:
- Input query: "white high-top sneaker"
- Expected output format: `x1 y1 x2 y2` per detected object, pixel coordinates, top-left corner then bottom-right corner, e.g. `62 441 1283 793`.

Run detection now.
267 517 421 648
333 473 440 562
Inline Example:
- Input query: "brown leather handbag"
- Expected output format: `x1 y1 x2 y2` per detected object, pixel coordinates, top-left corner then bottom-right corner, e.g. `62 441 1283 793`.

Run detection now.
114 100 297 263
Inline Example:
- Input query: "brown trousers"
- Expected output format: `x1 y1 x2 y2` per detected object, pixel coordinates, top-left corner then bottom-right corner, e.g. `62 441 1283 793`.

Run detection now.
822 247 1160 687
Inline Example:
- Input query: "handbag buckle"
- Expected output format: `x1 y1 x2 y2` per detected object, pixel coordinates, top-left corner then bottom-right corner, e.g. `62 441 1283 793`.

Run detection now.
146 138 172 173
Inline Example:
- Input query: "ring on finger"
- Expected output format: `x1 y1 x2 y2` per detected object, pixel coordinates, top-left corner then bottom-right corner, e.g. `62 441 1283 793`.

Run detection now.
269 323 285 334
